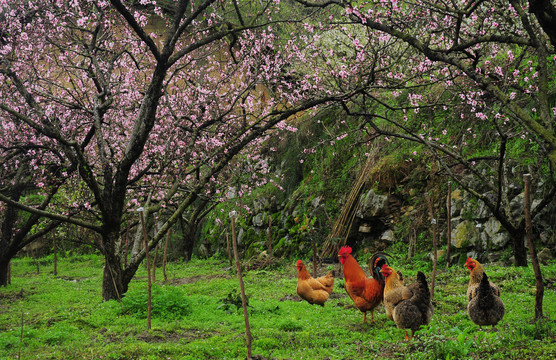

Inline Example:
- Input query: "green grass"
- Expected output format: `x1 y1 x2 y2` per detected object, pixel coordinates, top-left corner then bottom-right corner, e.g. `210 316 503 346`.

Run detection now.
1 254 555 359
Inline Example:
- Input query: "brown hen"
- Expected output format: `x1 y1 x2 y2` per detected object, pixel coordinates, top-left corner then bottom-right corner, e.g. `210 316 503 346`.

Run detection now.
296 260 334 306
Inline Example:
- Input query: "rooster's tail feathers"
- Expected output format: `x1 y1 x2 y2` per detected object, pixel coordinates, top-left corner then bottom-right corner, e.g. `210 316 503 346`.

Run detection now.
370 252 389 282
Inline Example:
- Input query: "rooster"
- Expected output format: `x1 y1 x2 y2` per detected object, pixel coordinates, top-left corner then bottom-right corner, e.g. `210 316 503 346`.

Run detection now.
381 264 434 340
338 246 388 323
296 260 335 306
465 257 500 302
467 272 505 328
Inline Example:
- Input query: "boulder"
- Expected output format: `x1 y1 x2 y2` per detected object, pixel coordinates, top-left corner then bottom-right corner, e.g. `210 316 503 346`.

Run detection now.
450 189 464 217
311 196 322 209
429 249 446 261
487 252 502 262
466 250 478 260
540 231 555 246
484 218 502 237
252 213 265 227
380 229 395 243
490 232 510 249
510 193 525 221
451 220 480 248
483 218 510 249
449 216 463 230
357 189 388 219
537 248 553 265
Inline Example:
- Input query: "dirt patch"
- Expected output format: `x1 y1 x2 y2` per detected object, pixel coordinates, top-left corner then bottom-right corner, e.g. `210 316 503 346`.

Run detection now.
136 329 210 343
0 288 26 303
329 292 347 299
166 273 232 286
279 294 303 302
57 276 89 282
280 292 347 303
0 289 26 313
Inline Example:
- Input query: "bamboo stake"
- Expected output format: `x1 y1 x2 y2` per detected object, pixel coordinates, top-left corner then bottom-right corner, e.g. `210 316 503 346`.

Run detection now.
230 212 252 360
53 231 57 276
163 229 170 284
523 174 545 320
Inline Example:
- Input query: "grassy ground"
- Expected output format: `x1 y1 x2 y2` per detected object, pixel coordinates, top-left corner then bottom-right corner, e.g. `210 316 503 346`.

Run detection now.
0 253 555 359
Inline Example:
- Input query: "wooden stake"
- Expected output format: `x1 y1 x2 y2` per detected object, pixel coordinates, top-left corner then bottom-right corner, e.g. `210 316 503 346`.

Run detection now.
426 192 438 299
523 174 545 320
226 232 233 268
124 219 130 267
53 231 57 276
163 230 170 284
267 216 273 259
29 243 39 275
140 210 152 330
231 213 252 360
152 243 158 284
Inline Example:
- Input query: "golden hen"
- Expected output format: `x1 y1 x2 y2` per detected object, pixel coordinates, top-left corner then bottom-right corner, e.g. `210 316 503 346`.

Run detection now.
296 260 335 306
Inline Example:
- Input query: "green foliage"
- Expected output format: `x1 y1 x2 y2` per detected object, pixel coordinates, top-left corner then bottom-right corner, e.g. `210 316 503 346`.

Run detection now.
217 289 248 313
3 253 555 359
121 284 192 319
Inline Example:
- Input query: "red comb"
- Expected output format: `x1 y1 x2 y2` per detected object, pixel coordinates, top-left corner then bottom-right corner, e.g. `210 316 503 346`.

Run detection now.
296 260 303 267
381 263 388 269
338 246 352 255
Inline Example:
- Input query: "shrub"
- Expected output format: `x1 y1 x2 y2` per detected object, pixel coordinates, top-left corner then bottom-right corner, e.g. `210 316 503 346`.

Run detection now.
121 285 192 319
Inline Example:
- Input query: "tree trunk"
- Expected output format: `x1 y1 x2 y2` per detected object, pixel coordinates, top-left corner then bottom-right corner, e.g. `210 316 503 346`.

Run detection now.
511 229 528 267
426 192 438 299
524 174 545 320
231 214 252 360
101 258 126 301
0 259 10 287
101 231 127 301
182 223 197 262
446 181 452 268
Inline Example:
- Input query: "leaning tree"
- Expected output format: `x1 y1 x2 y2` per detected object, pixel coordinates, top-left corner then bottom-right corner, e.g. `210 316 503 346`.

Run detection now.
0 0 353 299
295 0 556 266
